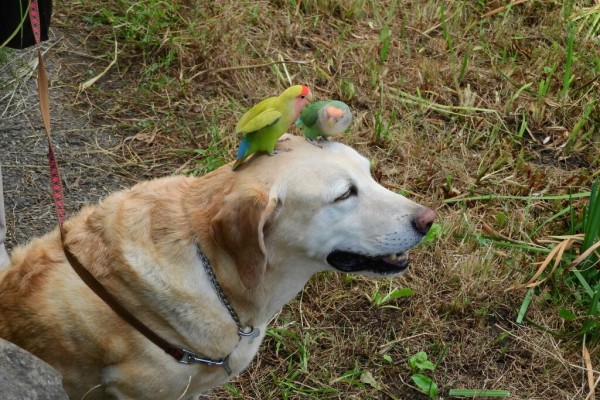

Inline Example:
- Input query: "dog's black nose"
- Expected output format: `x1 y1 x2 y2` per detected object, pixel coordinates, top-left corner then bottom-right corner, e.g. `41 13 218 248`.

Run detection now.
413 207 436 235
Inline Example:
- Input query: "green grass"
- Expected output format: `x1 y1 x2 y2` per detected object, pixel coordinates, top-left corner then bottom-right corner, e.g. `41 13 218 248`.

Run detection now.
11 0 599 398
448 389 510 398
561 20 576 101
475 182 600 342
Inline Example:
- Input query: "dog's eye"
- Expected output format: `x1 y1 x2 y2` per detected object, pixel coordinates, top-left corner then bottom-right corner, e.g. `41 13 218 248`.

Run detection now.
334 185 357 202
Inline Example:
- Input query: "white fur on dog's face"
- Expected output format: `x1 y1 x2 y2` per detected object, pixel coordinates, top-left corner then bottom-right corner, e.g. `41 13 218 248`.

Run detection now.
265 139 426 278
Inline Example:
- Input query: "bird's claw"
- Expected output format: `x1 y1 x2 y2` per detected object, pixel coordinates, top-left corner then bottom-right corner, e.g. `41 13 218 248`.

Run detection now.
305 137 326 148
270 148 292 156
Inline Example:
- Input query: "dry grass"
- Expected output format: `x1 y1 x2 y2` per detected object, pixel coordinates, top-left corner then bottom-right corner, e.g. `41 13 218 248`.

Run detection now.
5 0 599 398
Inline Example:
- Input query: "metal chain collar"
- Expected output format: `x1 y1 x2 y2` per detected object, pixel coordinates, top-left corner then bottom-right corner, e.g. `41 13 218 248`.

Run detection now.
195 244 259 340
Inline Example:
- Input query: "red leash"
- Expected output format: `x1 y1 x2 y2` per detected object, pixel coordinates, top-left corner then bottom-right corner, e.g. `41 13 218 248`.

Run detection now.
27 1 229 370
29 0 65 226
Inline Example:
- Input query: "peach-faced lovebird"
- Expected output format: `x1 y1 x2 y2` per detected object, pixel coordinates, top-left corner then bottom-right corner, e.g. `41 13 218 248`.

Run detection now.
232 85 312 170
295 100 352 141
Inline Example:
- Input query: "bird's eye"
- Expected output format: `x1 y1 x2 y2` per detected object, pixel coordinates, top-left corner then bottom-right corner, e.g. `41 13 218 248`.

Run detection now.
334 185 357 202
300 95 306 99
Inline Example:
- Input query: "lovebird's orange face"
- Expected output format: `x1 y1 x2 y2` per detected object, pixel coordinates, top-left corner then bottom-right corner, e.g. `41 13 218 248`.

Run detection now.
292 85 312 116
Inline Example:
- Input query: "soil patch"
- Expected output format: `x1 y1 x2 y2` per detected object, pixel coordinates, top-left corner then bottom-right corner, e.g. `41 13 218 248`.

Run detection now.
1 36 145 249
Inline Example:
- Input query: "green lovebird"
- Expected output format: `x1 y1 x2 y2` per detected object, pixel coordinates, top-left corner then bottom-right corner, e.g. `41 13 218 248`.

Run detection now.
232 85 312 170
295 100 352 140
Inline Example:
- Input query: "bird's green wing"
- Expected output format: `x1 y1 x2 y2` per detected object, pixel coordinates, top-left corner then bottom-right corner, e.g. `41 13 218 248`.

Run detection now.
298 101 326 128
237 109 281 135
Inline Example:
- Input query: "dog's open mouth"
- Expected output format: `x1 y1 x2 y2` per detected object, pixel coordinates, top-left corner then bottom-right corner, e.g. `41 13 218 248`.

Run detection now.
326 250 409 275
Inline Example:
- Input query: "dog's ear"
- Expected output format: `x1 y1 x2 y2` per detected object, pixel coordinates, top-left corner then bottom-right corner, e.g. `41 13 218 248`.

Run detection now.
210 187 279 289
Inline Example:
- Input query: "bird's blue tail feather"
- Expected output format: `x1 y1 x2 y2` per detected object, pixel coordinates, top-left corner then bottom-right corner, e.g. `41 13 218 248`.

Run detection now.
237 136 250 160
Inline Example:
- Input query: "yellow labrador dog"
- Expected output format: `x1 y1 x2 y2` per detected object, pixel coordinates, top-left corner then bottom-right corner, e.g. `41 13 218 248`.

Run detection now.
0 135 435 399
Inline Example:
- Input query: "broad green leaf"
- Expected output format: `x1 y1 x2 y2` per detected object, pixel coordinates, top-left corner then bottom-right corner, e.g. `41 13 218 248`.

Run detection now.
558 308 577 321
409 351 435 371
382 288 415 303
411 373 438 399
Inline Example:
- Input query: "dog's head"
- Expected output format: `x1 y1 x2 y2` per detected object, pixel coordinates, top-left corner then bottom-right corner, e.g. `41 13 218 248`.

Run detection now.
210 135 435 289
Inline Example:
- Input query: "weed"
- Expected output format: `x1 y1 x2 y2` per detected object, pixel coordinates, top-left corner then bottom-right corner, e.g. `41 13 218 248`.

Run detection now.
378 25 392 64
561 20 575 100
537 62 557 103
266 327 311 374
373 107 395 144
339 79 356 102
572 4 600 41
439 4 454 59
365 280 414 307
408 351 437 399
566 100 596 154
421 223 442 244
456 50 470 84
330 364 367 391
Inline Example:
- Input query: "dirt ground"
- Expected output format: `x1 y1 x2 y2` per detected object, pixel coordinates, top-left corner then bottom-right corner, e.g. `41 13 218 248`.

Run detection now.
1 35 146 250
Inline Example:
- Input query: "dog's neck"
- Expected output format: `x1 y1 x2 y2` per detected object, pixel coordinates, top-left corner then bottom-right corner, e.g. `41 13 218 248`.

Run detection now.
211 250 325 328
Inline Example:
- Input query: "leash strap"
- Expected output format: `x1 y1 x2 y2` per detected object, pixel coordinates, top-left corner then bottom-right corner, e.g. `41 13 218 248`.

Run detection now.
30 0 64 225
27 1 230 372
